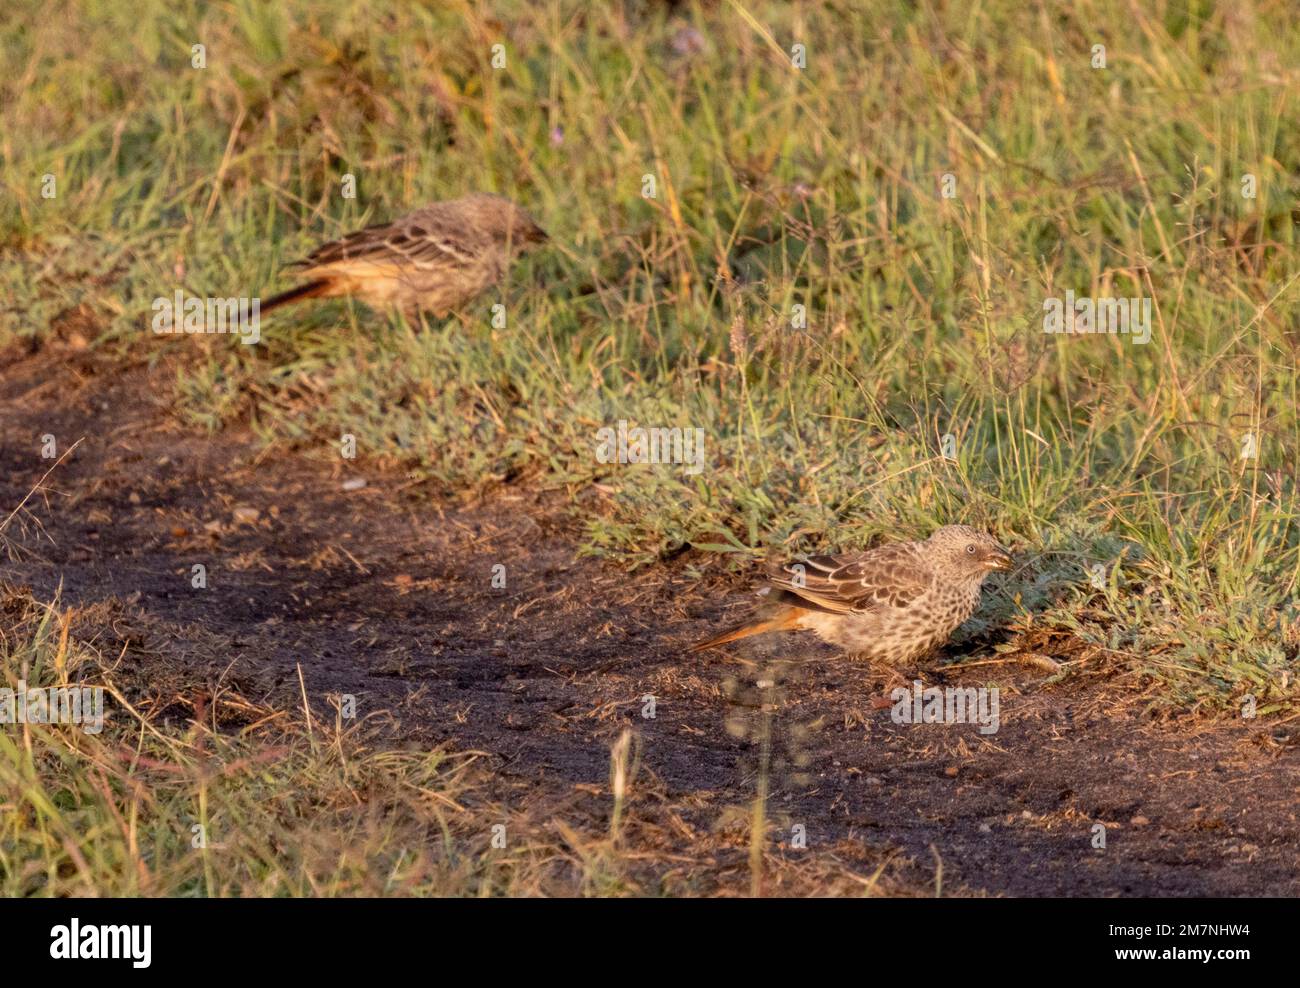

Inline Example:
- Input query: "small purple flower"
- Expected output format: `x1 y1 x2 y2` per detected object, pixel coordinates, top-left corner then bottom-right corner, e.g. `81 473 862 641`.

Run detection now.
549 125 564 148
671 26 706 56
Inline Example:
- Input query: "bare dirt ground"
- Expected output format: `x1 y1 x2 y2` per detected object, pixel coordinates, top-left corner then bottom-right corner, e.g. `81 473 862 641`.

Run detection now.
3 342 1299 896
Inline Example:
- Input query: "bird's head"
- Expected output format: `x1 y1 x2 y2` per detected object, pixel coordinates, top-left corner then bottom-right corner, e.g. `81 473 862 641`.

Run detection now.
926 525 1012 582
463 193 549 252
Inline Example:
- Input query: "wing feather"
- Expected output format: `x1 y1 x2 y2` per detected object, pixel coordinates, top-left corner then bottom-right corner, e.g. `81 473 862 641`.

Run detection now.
769 542 932 614
291 212 479 273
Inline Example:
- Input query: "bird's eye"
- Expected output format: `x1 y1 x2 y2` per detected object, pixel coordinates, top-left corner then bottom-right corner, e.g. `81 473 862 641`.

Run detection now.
966 544 976 554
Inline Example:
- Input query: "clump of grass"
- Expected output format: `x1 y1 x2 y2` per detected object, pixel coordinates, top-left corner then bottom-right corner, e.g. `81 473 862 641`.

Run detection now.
0 585 499 896
4 0 1300 712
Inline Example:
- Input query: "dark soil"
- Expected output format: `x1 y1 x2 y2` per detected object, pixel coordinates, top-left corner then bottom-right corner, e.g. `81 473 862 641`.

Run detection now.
3 345 1299 896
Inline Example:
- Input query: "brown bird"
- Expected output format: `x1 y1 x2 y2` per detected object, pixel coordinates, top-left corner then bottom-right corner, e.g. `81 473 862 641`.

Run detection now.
261 193 547 319
691 525 1011 665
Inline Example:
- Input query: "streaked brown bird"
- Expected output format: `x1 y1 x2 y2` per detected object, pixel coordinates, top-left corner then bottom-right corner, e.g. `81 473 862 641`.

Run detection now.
261 193 547 319
691 525 1011 664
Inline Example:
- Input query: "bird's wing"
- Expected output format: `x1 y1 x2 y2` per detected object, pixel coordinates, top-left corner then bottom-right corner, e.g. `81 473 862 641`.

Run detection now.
293 212 479 272
768 542 932 614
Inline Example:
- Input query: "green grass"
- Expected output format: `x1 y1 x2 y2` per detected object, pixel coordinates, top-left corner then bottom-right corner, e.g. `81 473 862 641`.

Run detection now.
4 0 1300 713
0 587 489 896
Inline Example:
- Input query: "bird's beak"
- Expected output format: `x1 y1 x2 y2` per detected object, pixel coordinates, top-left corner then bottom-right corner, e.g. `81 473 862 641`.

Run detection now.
985 548 1013 572
529 226 549 245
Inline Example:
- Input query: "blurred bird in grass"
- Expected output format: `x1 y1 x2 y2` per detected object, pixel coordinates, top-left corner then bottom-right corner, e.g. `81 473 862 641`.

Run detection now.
262 193 547 320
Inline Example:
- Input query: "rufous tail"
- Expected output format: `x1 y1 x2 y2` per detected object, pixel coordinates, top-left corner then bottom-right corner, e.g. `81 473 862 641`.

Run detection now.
689 608 803 652
260 279 331 314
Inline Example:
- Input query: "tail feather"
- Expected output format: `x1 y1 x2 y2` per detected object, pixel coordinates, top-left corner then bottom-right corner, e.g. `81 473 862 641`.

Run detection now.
260 279 331 314
689 606 804 652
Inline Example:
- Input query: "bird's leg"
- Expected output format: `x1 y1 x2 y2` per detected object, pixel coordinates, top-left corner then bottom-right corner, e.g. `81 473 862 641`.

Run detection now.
399 303 425 328
869 665 913 709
